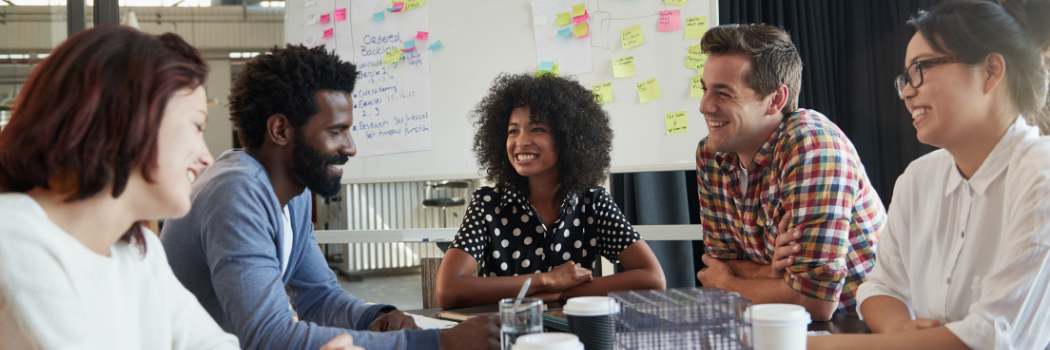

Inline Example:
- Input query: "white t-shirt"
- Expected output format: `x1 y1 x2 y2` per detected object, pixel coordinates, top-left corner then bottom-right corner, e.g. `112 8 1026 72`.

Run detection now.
0 193 240 350
281 205 294 276
856 119 1050 349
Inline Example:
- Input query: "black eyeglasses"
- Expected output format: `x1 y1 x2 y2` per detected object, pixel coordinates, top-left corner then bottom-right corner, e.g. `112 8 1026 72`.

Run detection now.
894 56 960 99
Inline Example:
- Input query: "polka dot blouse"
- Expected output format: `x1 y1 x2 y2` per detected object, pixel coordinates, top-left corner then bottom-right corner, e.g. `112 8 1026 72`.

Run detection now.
450 186 643 277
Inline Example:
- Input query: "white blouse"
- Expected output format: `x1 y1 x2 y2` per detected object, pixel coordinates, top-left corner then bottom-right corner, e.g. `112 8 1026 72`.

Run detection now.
0 193 240 350
857 119 1050 349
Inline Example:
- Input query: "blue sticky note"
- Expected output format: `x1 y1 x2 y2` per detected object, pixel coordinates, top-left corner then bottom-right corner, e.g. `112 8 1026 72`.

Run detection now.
428 40 443 50
538 61 555 71
373 12 385 20
404 40 416 50
557 27 572 37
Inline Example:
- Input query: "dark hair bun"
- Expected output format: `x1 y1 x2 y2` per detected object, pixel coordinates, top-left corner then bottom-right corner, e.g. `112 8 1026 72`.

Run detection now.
1003 0 1050 52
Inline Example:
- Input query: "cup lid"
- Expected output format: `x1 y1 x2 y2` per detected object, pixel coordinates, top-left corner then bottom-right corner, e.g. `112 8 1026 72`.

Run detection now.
746 304 812 325
512 333 584 350
563 296 616 316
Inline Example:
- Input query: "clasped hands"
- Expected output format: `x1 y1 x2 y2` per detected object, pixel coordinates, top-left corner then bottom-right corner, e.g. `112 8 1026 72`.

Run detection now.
697 210 801 287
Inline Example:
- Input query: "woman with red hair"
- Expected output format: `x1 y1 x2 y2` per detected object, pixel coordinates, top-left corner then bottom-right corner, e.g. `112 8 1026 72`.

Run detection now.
0 25 364 350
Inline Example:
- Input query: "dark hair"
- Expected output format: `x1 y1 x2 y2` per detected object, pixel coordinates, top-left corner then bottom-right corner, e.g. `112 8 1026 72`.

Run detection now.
909 0 1050 134
472 73 612 199
700 24 803 115
229 45 359 148
0 25 208 249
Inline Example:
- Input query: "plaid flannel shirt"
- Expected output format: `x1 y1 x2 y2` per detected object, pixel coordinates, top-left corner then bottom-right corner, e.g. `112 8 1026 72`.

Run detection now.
696 109 885 315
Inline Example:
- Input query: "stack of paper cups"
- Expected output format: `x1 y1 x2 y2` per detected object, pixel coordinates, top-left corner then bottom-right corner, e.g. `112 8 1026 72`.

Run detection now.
746 304 812 350
511 333 585 350
563 296 615 350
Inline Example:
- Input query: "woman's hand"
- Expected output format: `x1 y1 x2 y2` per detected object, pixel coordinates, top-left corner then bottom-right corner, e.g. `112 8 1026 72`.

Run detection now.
320 334 364 350
539 262 593 292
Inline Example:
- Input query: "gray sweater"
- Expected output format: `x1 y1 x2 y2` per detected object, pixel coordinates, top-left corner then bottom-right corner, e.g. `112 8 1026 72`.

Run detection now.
161 149 439 350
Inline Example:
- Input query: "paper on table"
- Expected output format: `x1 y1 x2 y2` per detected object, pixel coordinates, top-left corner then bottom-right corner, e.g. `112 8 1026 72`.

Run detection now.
407 313 458 329
665 110 689 135
636 77 662 103
320 14 330 24
691 76 704 98
556 12 571 26
685 16 707 40
335 8 346 21
531 0 593 75
658 10 680 32
620 24 645 49
572 3 586 17
592 82 613 104
574 22 589 38
612 56 636 78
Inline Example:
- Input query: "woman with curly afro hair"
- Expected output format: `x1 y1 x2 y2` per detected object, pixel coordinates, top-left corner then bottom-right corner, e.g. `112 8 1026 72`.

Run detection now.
436 73 665 309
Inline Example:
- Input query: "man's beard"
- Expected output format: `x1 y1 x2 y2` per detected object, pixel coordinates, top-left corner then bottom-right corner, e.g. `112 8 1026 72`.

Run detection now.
290 136 348 198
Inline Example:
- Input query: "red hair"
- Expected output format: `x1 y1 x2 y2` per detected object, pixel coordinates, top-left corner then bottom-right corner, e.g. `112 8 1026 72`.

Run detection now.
0 25 208 249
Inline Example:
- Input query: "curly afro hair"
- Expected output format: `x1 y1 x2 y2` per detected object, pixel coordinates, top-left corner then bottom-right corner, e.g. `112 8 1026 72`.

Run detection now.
472 73 613 199
229 44 358 148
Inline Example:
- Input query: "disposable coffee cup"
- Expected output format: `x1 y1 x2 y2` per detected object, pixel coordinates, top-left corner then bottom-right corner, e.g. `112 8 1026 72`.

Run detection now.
511 333 585 350
563 296 616 350
746 304 812 350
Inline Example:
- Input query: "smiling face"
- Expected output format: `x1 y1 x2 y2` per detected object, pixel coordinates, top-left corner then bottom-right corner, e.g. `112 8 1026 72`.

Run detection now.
506 106 558 180
147 85 213 218
698 53 783 156
901 33 991 149
289 90 357 198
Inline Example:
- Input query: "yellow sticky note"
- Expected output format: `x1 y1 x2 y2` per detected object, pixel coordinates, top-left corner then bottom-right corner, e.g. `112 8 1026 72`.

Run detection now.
403 0 425 11
665 110 689 135
572 3 586 17
685 16 707 39
382 49 402 65
536 63 560 77
636 77 662 103
691 76 704 98
686 52 708 70
574 22 589 38
612 56 636 78
592 82 613 104
665 0 688 5
557 12 571 26
620 24 645 49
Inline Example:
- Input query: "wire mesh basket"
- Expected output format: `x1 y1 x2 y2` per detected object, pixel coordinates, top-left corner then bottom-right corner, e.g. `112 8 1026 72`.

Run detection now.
608 287 753 350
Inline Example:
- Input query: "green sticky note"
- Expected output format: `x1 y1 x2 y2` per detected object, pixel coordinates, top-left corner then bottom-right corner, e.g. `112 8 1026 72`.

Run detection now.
691 76 704 98
382 49 402 65
620 24 645 49
665 0 688 4
636 77 662 103
403 0 425 11
665 110 689 135
572 3 586 17
685 16 707 39
536 63 560 77
592 82 613 104
557 12 571 26
612 56 636 78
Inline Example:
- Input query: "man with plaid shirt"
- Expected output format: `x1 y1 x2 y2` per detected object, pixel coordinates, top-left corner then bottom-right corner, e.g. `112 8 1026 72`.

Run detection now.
693 24 885 320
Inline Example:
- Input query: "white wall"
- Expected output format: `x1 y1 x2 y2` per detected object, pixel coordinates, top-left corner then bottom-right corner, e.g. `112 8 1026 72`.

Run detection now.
203 57 234 160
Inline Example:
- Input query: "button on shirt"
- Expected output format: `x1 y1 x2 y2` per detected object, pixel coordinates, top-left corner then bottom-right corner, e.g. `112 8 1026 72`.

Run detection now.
696 109 885 315
450 186 642 276
857 119 1050 350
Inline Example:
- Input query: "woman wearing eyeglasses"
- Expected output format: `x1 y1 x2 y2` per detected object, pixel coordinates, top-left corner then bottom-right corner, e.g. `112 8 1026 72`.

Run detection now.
809 0 1050 349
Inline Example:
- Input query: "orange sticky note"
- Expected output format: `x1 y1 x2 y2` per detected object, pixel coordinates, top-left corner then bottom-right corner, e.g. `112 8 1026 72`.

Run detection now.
574 22 589 38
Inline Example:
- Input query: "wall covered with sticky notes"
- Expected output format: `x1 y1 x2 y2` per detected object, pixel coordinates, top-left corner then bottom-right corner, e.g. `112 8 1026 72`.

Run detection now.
285 0 717 183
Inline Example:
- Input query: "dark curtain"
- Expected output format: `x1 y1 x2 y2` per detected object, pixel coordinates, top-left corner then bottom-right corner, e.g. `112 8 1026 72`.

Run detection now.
719 0 942 202
611 171 696 288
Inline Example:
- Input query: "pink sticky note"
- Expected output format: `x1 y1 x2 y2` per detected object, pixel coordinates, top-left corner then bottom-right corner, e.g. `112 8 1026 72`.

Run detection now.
323 28 334 38
391 2 405 12
401 47 416 52
335 8 346 22
573 10 589 23
319 14 330 24
658 10 681 32
416 31 429 40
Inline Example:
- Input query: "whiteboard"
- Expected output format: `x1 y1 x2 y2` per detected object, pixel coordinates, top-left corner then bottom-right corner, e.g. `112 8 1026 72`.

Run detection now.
285 0 717 184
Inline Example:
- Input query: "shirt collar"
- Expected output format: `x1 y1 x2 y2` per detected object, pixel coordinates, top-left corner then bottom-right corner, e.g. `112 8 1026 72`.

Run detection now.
944 117 1037 196
716 113 791 172
499 186 579 213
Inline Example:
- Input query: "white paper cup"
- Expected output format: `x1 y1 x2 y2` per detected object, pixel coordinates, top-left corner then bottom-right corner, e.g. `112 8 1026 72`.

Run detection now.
746 304 812 350
511 333 585 350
